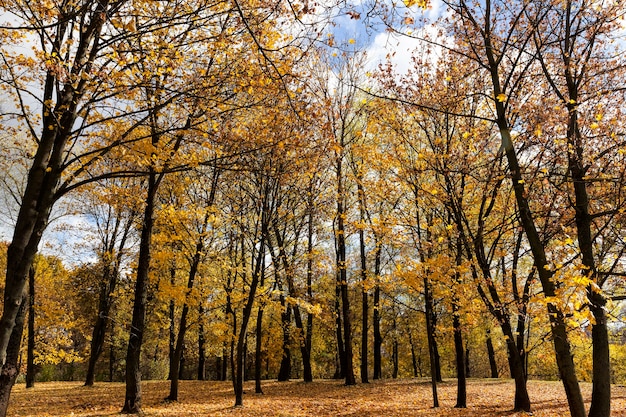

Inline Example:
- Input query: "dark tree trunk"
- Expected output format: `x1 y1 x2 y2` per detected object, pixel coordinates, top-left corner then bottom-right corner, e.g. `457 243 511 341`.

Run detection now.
234 210 267 407
360 279 370 379
504 332 530 411
356 179 369 384
485 35 585 413
167 301 190 401
339 271 355 386
334 286 346 380
109 321 115 382
589 299 610 417
122 166 160 414
465 346 470 378
234 272 261 406
255 249 266 394
0 291 28 417
216 356 222 381
292 304 312 382
408 327 419 378
273 222 313 384
86 276 115 386
0 9 109 414
222 343 228 381
85 213 131 387
0 152 62 416
361 273 369 384
167 277 176 381
429 308 442 383
178 346 185 380
373 244 382 380
433 328 442 383
392 312 398 379
277 303 292 381
424 277 439 408
198 305 206 381
453 304 466 408
486 330 498 378
453 239 466 408
305 187 315 379
335 155 355 386
565 84 610 417
26 266 35 388
254 305 264 393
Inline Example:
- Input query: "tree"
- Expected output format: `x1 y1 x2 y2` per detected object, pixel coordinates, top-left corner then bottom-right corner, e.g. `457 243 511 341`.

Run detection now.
0 1 135 412
0 1 217 412
80 178 138 386
315 50 373 386
443 1 585 414
531 2 626 415
154 166 221 401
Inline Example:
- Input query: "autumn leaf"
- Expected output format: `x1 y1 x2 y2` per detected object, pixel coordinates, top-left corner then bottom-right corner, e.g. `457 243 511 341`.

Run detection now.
403 0 429 8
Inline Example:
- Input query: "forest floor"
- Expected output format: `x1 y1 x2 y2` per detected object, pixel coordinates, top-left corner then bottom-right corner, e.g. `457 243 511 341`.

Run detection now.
9 378 626 417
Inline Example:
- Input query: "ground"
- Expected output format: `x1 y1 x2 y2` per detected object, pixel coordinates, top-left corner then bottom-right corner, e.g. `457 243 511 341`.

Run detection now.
9 378 626 416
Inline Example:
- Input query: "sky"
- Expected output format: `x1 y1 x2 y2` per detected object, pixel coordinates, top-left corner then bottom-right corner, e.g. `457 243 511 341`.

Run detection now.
326 0 447 74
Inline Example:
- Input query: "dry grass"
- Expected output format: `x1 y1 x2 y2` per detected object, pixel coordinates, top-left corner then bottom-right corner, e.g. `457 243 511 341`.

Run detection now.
9 378 626 417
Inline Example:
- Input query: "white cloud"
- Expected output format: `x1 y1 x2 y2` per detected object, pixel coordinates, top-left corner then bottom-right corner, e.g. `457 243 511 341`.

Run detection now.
364 16 451 77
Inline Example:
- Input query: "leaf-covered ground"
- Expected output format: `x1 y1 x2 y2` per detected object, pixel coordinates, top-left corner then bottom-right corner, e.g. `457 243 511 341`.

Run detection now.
10 378 626 416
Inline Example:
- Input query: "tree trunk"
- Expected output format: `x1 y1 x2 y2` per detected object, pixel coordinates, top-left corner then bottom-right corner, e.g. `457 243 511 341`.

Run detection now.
109 321 115 382
167 303 189 401
254 305 264 393
305 187 315 380
589 300 610 417
86 285 113 385
431 311 442 383
121 168 159 414
565 86 610 417
408 327 419 378
234 219 266 406
0 14 111 416
392 312 398 379
277 303 292 381
290 304 312 382
486 33 585 413
334 285 346 380
453 303 466 408
500 320 531 411
339 269 355 386
178 346 185 380
424 277 439 408
198 305 206 381
0 291 28 417
453 239 466 408
0 174 57 417
85 214 131 387
26 266 35 388
234 273 261 406
486 330 498 378
271 215 313 384
221 342 228 381
356 179 369 384
167 287 176 380
373 245 382 380
335 154 355 386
